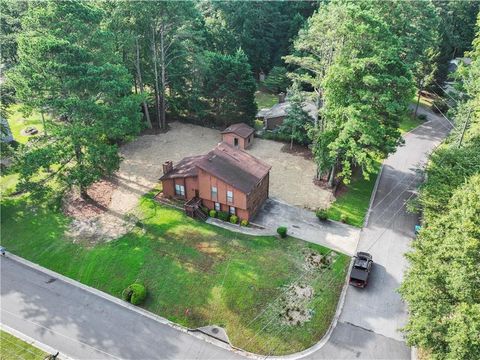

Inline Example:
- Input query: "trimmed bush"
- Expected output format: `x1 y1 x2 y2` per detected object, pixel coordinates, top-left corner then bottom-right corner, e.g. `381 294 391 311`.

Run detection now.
201 206 209 214
240 219 249 227
417 114 427 121
340 214 348 223
218 211 229 222
277 226 287 238
316 209 328 221
432 98 449 114
122 283 147 305
230 215 239 224
209 209 217 218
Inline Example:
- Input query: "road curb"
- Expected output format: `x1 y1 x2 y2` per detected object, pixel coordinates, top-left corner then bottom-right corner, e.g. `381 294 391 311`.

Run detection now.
0 323 73 360
364 163 384 227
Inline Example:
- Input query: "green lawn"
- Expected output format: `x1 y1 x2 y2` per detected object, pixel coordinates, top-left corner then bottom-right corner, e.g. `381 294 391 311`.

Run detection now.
0 330 47 360
255 90 278 109
327 161 381 227
399 113 424 134
0 193 349 355
5 104 46 144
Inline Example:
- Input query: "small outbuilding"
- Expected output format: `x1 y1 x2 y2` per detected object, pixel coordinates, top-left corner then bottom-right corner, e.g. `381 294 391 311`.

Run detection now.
221 123 255 150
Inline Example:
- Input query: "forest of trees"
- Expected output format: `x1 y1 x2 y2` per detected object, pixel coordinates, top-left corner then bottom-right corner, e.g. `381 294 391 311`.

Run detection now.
1 1 479 359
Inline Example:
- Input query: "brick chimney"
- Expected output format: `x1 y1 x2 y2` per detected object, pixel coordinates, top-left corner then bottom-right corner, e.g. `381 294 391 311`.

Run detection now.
162 161 173 175
278 92 286 103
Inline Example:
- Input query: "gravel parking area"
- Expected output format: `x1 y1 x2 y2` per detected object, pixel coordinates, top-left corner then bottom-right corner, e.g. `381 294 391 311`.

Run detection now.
109 122 333 217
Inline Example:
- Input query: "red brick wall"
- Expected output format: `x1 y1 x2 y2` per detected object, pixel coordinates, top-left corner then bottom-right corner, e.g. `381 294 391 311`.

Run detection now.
247 172 269 219
161 176 198 200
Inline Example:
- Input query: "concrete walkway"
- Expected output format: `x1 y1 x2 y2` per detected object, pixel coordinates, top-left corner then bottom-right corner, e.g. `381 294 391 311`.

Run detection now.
253 198 360 256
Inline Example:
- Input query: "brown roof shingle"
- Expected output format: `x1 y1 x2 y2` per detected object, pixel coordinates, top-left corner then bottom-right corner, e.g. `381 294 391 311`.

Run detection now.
159 155 206 180
220 123 255 138
196 143 271 194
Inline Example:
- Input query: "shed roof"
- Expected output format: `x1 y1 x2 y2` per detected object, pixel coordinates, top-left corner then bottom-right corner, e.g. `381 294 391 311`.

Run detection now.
221 123 255 138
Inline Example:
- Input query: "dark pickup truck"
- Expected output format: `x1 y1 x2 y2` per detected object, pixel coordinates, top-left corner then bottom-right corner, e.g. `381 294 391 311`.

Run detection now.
349 252 373 288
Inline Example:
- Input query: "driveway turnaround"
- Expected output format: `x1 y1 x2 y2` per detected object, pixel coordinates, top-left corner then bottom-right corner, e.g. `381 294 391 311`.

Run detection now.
302 106 451 359
253 198 360 256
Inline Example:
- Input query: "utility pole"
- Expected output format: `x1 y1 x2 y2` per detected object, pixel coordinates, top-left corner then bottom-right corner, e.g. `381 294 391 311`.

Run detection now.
458 108 472 148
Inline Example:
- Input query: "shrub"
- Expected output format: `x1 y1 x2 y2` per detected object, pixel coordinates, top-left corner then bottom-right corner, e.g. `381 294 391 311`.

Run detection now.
277 226 287 238
254 119 264 131
209 209 217 218
230 215 239 224
340 214 348 223
417 114 427 121
122 283 147 305
432 98 449 114
218 211 229 222
316 209 328 221
201 206 209 214
240 219 249 227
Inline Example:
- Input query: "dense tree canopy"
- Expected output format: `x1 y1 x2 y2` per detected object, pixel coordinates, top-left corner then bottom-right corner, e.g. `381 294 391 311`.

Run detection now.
400 15 480 360
8 0 142 199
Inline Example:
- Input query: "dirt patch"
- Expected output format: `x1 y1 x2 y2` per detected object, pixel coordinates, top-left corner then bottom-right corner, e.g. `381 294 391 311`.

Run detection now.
63 179 117 220
63 179 139 245
280 143 313 160
304 250 337 271
279 284 315 326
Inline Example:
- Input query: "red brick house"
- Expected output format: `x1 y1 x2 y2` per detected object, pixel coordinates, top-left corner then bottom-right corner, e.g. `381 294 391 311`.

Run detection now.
160 142 271 221
221 123 255 150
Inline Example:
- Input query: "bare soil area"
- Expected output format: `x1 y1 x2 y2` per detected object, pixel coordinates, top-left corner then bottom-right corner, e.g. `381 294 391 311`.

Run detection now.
112 121 332 215
65 122 333 242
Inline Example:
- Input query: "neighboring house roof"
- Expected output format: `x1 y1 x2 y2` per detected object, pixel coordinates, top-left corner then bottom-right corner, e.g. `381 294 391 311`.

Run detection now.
159 155 206 180
221 123 254 138
256 100 317 120
196 143 271 194
160 143 271 194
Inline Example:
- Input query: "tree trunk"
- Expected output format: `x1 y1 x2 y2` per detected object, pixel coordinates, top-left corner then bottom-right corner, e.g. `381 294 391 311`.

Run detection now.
413 79 424 118
327 163 336 188
41 110 47 137
290 135 293 150
135 37 152 129
74 144 87 199
152 27 161 129
159 24 167 130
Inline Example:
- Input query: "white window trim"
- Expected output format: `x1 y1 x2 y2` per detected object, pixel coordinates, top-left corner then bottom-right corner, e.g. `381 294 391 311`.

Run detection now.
227 190 233 203
229 206 236 215
175 184 185 196
214 202 221 211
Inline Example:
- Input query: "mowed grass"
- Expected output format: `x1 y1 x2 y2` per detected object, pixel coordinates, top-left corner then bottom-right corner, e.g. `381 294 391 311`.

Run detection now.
255 90 278 109
399 114 424 134
0 331 47 360
5 104 46 144
0 193 349 355
327 161 382 227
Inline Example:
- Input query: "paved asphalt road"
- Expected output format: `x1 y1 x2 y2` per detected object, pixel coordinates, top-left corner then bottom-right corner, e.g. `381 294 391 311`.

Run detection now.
0 106 450 360
304 106 451 359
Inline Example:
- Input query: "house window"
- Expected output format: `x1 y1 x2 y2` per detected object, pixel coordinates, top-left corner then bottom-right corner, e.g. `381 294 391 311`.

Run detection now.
175 184 185 197
211 186 218 200
227 190 233 203
234 138 239 147
248 137 251 143
229 206 236 215
215 202 221 211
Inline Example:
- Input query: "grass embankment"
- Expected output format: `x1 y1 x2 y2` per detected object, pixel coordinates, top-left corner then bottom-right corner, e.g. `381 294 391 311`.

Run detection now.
0 330 47 360
0 192 349 355
327 161 381 227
